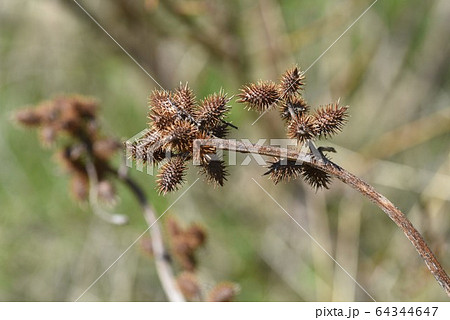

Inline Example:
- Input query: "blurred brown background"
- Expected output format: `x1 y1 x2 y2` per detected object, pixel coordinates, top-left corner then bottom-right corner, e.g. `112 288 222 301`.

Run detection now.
0 0 449 301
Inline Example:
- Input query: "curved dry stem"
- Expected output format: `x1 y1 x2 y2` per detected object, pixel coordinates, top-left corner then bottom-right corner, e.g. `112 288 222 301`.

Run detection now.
198 138 450 297
107 165 185 302
85 161 129 225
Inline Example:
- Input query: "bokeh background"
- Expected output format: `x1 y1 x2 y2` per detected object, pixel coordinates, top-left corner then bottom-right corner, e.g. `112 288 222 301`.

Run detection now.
1 0 449 301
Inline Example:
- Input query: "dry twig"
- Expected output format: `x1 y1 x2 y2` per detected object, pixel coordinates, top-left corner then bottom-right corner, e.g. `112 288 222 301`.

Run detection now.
196 138 450 297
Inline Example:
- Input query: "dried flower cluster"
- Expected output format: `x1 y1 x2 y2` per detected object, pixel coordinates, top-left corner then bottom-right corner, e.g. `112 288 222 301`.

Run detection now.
155 217 239 301
130 84 233 194
166 216 207 271
15 96 121 202
237 66 349 189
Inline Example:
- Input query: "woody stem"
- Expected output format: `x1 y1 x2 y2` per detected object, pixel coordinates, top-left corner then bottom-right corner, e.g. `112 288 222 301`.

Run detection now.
196 138 450 297
107 165 185 302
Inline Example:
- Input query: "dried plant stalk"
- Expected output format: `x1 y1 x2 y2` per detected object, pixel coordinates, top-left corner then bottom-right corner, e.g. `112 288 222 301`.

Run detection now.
113 167 185 302
195 138 450 297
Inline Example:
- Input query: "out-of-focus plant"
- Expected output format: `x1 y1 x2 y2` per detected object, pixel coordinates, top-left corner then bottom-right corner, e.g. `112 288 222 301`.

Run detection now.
15 96 238 302
15 65 450 300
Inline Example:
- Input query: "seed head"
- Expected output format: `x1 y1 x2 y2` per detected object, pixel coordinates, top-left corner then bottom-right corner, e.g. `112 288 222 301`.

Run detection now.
148 106 177 133
313 102 348 138
199 159 228 187
195 90 230 129
287 114 317 143
279 66 305 99
174 83 196 114
264 158 303 184
130 130 167 164
209 123 230 139
237 80 280 112
148 89 175 114
301 163 332 190
157 157 187 195
164 120 198 153
279 96 310 122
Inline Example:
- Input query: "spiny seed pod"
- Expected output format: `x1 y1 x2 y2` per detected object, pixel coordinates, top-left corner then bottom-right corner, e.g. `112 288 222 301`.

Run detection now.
129 141 146 163
131 131 167 164
195 132 217 156
207 282 240 302
157 157 187 194
148 147 168 164
195 91 230 128
313 102 348 138
148 89 176 114
279 66 305 99
264 158 303 184
279 96 310 122
174 83 196 114
301 163 332 190
129 142 146 163
177 272 201 300
209 122 229 139
139 130 164 153
143 129 161 143
287 114 317 143
148 107 177 133
164 120 198 152
199 159 228 187
237 80 280 112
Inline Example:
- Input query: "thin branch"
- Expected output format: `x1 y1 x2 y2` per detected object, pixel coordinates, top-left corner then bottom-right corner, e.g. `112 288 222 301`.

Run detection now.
85 160 129 225
107 165 185 302
197 138 450 297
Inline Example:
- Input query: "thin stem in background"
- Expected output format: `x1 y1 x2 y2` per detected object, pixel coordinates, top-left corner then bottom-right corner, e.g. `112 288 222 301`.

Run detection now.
111 166 185 302
85 160 129 226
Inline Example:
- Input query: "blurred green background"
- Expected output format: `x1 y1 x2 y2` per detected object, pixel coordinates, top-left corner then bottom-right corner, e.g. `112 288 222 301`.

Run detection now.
1 0 449 301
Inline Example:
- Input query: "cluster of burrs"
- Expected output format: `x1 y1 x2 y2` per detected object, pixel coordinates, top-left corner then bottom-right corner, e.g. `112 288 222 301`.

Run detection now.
130 84 235 194
131 66 348 193
15 96 121 202
237 66 349 189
